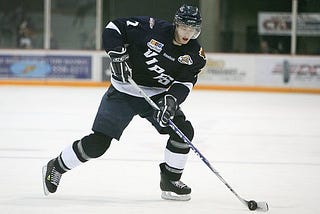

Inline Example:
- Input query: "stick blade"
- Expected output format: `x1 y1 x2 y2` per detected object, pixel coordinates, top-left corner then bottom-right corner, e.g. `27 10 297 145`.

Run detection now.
256 201 269 212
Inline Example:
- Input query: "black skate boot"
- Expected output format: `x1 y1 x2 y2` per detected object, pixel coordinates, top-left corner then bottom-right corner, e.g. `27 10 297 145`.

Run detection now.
160 163 191 201
42 159 62 195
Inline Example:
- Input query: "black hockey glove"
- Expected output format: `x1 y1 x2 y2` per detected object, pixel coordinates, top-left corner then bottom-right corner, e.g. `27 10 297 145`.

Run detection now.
155 94 178 127
108 47 132 82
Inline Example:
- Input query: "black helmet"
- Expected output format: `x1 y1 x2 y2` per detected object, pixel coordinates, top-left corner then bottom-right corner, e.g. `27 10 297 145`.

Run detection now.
174 4 202 39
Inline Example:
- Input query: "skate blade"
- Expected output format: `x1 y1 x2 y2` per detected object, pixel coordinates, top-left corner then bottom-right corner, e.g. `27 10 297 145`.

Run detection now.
42 165 49 196
161 191 191 201
256 201 269 212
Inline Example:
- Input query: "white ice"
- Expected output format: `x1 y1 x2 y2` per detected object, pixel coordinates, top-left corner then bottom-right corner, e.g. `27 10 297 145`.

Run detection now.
0 85 320 214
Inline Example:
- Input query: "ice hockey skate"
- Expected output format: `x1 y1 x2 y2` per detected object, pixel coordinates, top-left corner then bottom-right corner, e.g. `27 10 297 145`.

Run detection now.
160 172 191 201
42 159 62 196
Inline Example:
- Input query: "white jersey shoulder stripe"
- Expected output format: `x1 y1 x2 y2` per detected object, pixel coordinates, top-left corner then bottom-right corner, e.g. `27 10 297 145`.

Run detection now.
106 22 121 35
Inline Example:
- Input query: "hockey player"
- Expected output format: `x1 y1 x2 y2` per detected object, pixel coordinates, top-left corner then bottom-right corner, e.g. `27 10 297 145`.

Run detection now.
42 4 206 201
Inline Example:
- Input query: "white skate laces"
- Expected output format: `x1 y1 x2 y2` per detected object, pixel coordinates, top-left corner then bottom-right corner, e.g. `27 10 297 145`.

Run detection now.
48 167 62 186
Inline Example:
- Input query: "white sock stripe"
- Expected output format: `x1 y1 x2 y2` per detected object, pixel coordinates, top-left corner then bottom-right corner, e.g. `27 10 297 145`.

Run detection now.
164 148 188 170
165 164 183 174
61 144 83 170
77 140 91 161
57 155 70 172
169 140 190 149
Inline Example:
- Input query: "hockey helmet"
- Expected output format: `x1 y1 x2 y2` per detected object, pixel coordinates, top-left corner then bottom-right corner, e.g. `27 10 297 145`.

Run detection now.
174 4 202 39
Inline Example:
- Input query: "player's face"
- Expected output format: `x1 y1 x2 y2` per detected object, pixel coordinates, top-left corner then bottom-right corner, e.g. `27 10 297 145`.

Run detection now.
174 24 197 45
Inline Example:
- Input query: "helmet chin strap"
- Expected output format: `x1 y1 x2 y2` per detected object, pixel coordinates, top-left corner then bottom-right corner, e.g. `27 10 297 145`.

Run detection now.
173 38 183 46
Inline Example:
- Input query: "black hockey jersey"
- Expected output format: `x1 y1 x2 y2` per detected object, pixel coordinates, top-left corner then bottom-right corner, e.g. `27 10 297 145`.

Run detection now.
103 16 206 104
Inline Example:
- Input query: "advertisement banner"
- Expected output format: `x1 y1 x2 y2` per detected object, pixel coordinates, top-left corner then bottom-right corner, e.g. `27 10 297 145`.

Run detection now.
255 56 320 88
258 12 320 36
198 54 255 86
0 55 92 79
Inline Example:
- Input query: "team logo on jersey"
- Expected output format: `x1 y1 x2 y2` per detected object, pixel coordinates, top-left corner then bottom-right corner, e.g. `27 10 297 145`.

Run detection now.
147 39 164 53
178 55 193 65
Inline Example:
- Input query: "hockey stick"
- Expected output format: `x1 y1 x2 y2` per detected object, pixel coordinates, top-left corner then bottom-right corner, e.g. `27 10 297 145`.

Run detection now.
128 77 269 212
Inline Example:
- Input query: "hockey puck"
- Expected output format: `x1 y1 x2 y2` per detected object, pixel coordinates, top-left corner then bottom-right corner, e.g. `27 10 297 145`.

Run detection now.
248 200 258 211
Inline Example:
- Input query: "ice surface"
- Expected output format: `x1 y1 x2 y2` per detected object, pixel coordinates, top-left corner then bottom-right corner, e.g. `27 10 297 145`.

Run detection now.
1 85 320 214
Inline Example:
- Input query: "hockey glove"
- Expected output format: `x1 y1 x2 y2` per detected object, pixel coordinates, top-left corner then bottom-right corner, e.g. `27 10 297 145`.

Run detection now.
155 94 178 127
108 47 132 82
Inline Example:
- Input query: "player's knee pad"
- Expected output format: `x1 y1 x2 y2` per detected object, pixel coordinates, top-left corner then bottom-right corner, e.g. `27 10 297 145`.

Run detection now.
167 120 194 154
79 132 112 158
171 119 194 141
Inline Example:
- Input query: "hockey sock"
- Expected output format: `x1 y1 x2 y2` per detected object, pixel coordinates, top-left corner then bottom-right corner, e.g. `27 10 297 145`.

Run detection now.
53 140 89 173
163 119 194 180
163 139 190 180
53 132 112 173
